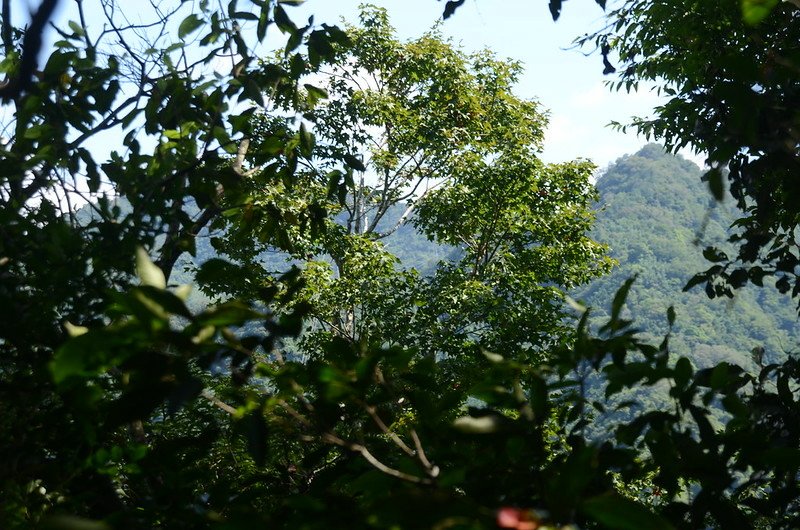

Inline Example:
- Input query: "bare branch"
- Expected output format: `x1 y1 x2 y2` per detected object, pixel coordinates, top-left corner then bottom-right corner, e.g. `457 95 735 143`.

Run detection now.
375 178 445 239
201 389 238 415
321 432 432 485
376 200 416 239
410 429 437 476
360 400 416 457
233 138 250 175
76 0 94 52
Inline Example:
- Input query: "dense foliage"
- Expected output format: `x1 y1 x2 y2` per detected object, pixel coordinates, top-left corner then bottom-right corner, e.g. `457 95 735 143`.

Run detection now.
579 145 799 368
2 0 800 529
0 2 616 528
205 6 611 371
0 0 345 526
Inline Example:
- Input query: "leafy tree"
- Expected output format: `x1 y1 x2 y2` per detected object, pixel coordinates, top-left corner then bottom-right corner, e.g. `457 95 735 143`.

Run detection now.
1 1 615 528
0 0 346 526
210 5 611 368
7 0 800 529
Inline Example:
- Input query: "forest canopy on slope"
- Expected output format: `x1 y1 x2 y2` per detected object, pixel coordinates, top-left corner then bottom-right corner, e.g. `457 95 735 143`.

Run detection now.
576 145 800 370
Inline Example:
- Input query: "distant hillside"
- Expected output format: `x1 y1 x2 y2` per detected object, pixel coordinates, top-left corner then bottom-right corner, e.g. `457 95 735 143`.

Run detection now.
115 143 800 369
575 144 799 369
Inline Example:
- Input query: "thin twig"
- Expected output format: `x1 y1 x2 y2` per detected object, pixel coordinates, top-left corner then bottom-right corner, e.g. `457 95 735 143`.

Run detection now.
360 400 416 457
410 429 436 474
201 389 237 415
322 432 432 485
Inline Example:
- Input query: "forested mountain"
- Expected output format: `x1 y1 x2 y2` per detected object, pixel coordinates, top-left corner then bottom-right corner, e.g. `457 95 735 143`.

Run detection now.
364 144 800 371
179 144 799 372
576 144 800 369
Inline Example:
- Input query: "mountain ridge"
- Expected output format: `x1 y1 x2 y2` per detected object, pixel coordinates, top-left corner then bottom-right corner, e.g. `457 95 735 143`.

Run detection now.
577 144 799 369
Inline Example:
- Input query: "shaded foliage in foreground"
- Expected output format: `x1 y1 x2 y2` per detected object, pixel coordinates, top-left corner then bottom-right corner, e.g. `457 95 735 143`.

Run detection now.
2 0 800 529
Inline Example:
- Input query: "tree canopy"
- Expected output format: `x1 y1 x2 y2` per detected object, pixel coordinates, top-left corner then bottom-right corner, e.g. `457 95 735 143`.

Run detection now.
0 2 614 528
207 6 611 369
2 1 800 529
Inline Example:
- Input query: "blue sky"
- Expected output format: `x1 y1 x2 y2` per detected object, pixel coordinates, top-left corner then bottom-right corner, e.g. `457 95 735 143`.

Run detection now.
12 0 682 169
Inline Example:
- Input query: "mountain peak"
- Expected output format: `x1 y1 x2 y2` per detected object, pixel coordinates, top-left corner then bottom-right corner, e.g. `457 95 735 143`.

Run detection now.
636 143 671 160
579 146 798 369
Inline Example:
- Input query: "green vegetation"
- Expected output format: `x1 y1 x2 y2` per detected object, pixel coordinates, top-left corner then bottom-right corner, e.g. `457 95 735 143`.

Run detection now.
1 0 799 529
579 0 800 305
202 6 611 371
579 144 800 369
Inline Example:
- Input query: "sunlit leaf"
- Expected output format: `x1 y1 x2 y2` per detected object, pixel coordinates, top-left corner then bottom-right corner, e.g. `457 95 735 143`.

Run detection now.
64 321 89 337
136 247 166 289
741 0 779 25
453 414 504 434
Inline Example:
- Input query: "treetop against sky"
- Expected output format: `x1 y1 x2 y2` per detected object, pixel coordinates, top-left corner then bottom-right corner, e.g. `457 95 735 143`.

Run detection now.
12 0 677 168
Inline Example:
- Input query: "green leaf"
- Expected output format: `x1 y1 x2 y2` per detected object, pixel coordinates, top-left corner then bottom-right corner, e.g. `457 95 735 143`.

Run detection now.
582 493 674 530
233 11 259 21
666 305 676 326
674 357 693 389
702 246 728 263
197 302 261 327
343 153 366 172
741 0 779 25
273 5 297 34
610 276 636 323
135 286 193 319
64 321 89 337
24 123 51 140
443 0 465 19
452 413 504 434
243 77 265 107
564 295 587 313
304 83 328 106
482 349 504 363
683 273 708 292
42 516 110 530
257 6 271 41
67 20 85 37
549 0 563 20
298 122 315 157
136 247 166 289
703 167 725 201
178 14 204 39
51 330 124 384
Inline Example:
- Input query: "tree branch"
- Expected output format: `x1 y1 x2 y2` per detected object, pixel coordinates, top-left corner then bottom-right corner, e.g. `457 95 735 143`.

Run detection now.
376 200 416 239
321 432 432 485
360 400 415 457
1 0 12 56
410 429 438 476
201 389 237 415
0 0 61 102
